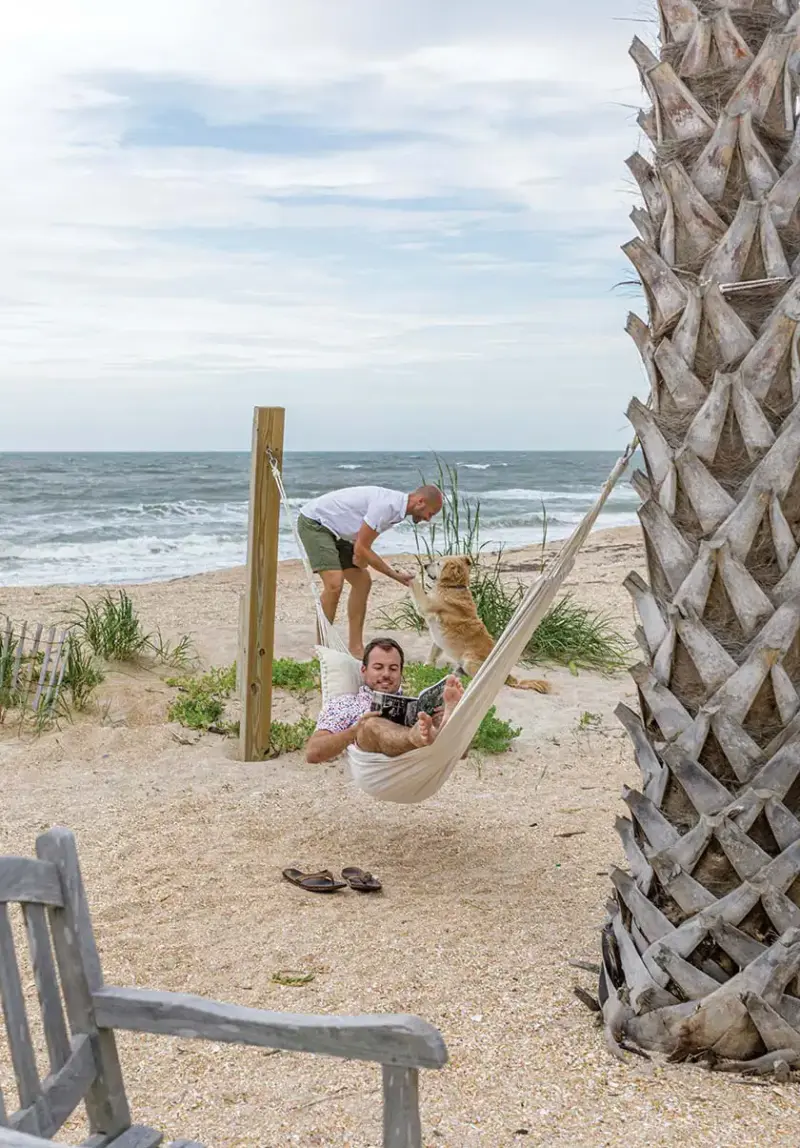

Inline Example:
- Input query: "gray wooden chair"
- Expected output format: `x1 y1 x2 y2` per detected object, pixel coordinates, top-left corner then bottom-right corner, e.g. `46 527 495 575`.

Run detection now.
0 828 447 1148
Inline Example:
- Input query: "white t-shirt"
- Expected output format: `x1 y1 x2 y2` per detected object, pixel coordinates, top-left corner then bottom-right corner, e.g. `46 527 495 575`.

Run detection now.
301 486 408 541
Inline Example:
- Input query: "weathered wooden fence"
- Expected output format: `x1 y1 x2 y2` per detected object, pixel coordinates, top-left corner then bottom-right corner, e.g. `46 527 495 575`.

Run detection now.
0 616 69 714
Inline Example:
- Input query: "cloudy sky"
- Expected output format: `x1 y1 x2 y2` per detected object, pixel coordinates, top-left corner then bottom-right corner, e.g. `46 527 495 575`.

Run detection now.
2 0 651 451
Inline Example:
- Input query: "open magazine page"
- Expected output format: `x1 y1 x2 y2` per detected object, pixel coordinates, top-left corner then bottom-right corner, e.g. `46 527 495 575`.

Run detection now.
369 692 417 727
369 676 449 727
415 677 448 717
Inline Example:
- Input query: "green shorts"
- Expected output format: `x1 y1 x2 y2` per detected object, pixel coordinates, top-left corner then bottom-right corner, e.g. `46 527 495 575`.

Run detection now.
297 514 356 573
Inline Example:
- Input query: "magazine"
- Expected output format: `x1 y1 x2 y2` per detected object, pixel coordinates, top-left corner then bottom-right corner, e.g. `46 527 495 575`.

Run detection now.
369 676 449 727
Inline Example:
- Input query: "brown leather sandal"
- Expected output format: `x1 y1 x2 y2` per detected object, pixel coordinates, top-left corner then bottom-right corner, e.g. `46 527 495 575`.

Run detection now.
341 867 382 893
282 868 347 893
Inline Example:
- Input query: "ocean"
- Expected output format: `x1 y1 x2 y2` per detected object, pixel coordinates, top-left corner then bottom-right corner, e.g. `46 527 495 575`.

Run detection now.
0 451 641 586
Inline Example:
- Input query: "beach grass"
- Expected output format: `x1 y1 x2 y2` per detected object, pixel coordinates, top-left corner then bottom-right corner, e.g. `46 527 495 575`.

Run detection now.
62 634 105 711
72 589 194 667
72 590 153 661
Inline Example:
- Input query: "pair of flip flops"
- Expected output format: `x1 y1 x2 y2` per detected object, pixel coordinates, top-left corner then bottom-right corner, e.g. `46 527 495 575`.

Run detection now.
282 866 382 894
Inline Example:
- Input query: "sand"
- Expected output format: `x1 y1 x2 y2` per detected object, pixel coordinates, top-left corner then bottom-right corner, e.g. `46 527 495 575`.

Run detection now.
2 526 798 1146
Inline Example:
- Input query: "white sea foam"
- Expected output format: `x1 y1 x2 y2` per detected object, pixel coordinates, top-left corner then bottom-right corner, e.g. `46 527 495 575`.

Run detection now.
483 486 639 503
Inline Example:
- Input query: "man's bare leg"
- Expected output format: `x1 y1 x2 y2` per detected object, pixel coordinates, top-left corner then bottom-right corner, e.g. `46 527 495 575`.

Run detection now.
319 570 344 628
356 677 464 757
356 713 437 758
344 566 371 659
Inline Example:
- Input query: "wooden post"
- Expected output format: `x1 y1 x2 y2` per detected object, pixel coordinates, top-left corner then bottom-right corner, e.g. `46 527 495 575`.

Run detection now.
239 407 285 761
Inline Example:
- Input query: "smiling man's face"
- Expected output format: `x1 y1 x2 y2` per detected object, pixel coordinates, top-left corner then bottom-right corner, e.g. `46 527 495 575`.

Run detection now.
361 643 403 693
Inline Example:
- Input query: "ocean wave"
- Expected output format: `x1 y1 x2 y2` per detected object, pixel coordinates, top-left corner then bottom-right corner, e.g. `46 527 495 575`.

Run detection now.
4 499 315 544
1 452 641 585
0 510 641 586
483 486 640 504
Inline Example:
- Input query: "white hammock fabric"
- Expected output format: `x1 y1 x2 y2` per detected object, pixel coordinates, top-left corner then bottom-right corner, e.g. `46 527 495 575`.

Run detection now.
270 446 635 804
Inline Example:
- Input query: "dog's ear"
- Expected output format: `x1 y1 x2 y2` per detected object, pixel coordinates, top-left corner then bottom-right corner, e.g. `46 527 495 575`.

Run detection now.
463 555 473 568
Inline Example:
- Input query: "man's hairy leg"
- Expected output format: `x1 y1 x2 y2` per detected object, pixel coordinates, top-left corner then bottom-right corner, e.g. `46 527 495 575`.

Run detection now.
356 714 436 758
319 569 344 626
356 679 464 758
344 566 371 659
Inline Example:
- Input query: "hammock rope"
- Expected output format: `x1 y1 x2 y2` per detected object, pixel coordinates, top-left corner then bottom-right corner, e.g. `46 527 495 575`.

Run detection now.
267 445 636 804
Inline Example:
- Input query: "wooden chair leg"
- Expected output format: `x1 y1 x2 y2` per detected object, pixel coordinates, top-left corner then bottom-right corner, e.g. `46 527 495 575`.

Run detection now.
382 1067 421 1148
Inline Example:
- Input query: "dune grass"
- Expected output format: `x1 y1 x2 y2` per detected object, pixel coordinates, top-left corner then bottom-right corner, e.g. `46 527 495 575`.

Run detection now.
72 591 152 661
71 590 193 667
62 634 105 711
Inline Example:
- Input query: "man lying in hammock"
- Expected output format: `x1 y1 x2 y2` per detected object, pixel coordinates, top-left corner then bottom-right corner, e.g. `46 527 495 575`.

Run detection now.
305 637 464 763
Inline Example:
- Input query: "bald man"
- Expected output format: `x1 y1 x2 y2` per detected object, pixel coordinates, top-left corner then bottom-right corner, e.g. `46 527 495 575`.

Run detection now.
298 483 443 657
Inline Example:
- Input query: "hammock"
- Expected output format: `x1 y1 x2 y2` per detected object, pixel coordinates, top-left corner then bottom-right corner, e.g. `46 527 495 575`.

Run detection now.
269 446 636 803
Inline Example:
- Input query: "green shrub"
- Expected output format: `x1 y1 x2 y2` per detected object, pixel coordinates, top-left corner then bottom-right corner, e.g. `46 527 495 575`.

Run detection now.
402 661 450 695
167 664 236 731
470 706 521 754
272 657 320 692
268 716 316 756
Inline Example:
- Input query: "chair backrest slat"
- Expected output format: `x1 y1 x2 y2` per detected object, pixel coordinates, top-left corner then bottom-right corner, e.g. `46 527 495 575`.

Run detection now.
0 906 40 1111
0 832 131 1139
36 829 131 1137
11 1034 96 1139
21 907 70 1074
0 862 63 909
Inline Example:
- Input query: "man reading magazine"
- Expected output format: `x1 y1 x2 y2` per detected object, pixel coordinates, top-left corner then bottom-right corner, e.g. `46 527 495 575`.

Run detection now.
305 638 464 764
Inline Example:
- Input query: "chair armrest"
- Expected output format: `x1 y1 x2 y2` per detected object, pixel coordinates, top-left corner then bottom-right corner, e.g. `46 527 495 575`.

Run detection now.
0 1132 71 1148
92 986 447 1070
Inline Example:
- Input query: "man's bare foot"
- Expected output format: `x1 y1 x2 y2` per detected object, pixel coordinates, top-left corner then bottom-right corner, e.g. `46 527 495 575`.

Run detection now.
409 712 437 748
440 675 464 725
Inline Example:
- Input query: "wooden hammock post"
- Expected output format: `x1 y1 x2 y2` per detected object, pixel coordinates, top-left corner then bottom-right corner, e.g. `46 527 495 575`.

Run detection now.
239 406 285 761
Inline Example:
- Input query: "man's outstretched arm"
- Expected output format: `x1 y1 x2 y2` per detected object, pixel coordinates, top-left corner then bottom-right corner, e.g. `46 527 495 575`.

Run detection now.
353 523 414 585
305 724 359 764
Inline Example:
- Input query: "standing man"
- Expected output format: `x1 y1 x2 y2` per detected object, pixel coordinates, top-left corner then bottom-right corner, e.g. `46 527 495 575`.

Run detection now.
297 483 443 657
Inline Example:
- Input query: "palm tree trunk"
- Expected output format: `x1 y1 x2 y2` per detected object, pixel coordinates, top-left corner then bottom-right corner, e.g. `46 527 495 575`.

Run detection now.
602 0 800 1072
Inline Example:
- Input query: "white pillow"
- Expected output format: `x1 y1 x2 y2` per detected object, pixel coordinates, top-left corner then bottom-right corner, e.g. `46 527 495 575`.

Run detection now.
315 645 362 702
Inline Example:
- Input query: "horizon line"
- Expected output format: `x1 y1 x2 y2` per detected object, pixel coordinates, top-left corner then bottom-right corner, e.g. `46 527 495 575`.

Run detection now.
0 446 634 455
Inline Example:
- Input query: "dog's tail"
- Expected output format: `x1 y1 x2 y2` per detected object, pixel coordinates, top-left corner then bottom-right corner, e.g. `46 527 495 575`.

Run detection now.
506 675 552 694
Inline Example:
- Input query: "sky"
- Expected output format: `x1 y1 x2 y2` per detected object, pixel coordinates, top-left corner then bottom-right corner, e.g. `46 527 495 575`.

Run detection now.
1 0 653 452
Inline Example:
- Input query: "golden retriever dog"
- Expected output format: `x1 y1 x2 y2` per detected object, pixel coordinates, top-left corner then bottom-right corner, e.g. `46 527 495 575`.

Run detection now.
409 555 551 692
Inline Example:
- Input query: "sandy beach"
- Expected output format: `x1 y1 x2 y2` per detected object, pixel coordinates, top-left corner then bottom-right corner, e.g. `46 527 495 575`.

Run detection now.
2 526 796 1146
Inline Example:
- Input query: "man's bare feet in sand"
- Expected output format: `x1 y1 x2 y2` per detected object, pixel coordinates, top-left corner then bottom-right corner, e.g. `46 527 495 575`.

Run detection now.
409 676 464 747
